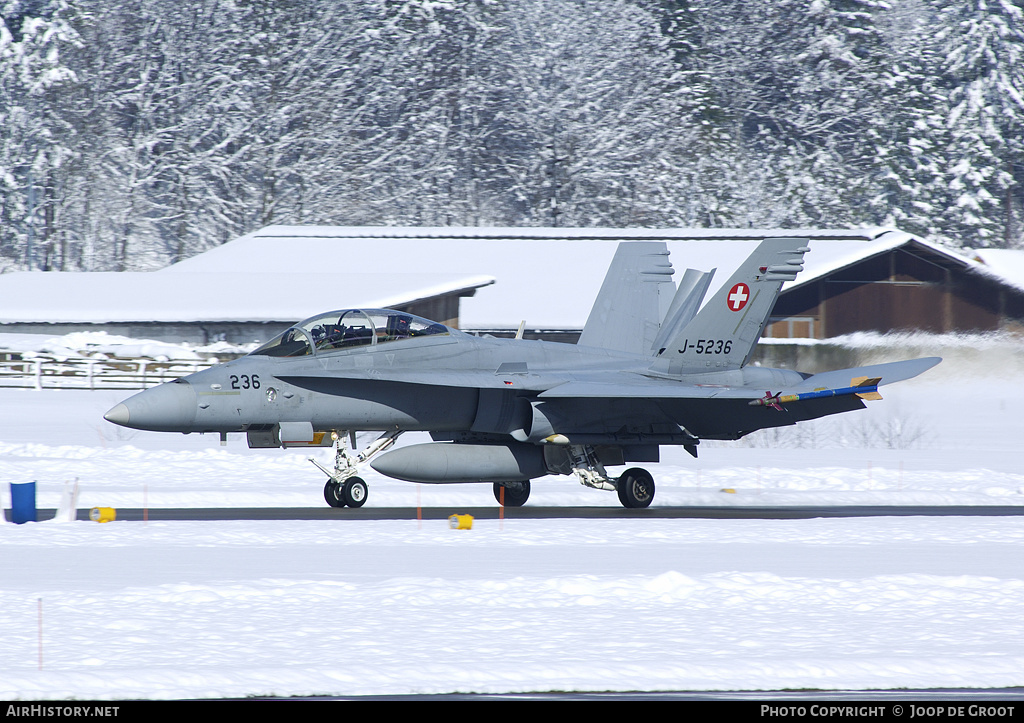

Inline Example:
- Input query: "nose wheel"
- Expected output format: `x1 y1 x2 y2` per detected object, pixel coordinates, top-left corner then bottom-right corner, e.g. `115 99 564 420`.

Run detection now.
324 479 345 507
324 477 368 508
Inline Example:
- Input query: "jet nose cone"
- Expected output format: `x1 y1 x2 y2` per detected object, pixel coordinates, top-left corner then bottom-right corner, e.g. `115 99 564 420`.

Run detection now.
103 380 198 432
103 403 131 426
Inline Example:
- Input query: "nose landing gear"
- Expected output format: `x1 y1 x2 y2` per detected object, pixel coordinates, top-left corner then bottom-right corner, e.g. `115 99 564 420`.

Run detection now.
313 429 401 508
324 477 369 508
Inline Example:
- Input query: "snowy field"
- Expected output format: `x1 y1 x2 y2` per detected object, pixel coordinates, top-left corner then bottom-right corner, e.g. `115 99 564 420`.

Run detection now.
3 346 1024 699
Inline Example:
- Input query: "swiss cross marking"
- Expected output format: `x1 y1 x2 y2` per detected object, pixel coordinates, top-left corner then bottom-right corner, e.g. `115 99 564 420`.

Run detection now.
727 283 749 311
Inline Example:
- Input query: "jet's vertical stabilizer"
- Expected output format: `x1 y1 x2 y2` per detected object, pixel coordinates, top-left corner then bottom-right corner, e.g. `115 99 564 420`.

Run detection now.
578 242 675 355
658 238 809 371
651 267 716 355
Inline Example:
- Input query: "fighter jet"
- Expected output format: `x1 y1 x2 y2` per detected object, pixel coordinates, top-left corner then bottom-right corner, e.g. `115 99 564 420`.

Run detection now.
104 238 940 509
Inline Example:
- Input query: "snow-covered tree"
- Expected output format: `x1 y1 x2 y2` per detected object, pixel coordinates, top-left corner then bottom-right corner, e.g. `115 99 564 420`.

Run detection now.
4 0 1024 270
871 0 952 242
939 0 1024 247
0 0 80 271
483 0 707 226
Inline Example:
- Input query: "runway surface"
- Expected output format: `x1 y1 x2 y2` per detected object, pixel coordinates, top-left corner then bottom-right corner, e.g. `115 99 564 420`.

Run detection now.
10 504 1024 521
263 687 1024 701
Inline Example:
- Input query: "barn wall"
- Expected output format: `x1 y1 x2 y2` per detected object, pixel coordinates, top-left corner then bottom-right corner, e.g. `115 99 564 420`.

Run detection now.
768 247 1021 338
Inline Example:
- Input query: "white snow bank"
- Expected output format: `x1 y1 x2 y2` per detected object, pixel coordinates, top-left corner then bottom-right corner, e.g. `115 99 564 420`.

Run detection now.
4 519 1024 699
3 363 1024 698
0 331 209 362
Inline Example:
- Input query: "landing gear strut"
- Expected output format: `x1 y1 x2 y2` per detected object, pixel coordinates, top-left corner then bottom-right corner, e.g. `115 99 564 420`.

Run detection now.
493 480 531 507
312 430 401 508
566 445 657 508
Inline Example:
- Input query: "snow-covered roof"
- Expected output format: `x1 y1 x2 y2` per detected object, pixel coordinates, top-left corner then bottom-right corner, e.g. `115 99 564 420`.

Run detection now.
5 225 1021 329
964 249 1024 294
166 225 899 253
0 271 494 324
161 225 917 329
782 233 1024 296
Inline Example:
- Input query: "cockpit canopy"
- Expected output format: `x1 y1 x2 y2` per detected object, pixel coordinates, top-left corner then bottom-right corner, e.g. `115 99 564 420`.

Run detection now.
250 309 451 358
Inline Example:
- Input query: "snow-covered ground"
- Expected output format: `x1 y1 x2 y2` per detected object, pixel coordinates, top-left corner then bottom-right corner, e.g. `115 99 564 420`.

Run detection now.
3 349 1024 699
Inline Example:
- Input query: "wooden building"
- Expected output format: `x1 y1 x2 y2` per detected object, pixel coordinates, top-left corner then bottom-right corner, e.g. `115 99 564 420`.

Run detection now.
766 236 1024 339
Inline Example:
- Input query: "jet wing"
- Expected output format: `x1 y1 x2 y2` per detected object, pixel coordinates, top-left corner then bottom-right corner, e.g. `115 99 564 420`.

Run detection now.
275 356 941 408
276 357 940 399
538 378 758 399
538 357 941 400
783 357 941 391
536 357 940 440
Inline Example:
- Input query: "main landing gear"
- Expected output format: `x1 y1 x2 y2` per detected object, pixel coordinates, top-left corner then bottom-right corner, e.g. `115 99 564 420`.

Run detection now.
493 480 531 507
615 468 655 509
490 470 655 509
567 444 656 509
312 429 402 508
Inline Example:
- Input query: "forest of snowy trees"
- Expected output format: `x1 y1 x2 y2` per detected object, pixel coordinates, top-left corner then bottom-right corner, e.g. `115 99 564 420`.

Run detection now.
2 0 1023 272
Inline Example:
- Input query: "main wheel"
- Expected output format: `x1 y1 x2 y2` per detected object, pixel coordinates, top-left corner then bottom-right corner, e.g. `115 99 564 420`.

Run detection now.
493 480 531 507
343 477 368 508
617 468 655 509
324 480 347 508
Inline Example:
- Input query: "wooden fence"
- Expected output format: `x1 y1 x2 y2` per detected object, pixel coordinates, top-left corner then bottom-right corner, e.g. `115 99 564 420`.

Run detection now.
0 358 213 390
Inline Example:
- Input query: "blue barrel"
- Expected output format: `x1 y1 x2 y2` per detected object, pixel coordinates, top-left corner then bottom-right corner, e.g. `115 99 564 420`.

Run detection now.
10 481 37 524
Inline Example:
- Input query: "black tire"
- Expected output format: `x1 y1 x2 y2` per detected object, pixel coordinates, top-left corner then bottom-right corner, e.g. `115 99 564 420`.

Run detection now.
324 480 347 508
493 480 531 507
343 477 368 508
617 468 655 509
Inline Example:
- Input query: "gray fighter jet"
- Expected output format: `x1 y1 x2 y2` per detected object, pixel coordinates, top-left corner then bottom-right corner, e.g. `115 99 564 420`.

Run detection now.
104 238 940 509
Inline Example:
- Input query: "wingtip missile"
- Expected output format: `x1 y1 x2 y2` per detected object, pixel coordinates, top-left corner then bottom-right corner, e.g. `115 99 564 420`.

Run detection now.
749 380 883 410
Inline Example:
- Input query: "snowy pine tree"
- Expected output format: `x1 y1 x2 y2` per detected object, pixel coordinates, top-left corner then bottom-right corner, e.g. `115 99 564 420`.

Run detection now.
939 0 1024 247
3 0 1023 269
